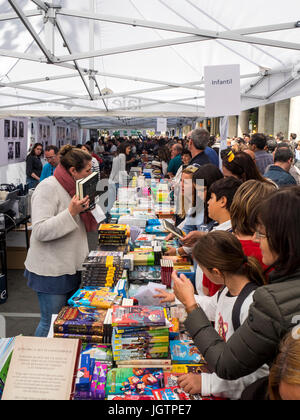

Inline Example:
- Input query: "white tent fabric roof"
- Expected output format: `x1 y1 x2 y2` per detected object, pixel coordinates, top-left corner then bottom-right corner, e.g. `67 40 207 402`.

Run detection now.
1 0 300 122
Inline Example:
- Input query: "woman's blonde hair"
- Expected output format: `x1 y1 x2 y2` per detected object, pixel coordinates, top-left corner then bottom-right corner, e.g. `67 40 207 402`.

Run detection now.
269 332 300 400
230 180 277 236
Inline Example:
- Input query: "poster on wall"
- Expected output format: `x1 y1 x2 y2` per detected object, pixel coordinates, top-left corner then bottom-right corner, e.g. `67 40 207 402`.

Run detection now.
57 124 79 148
0 118 28 166
38 121 52 151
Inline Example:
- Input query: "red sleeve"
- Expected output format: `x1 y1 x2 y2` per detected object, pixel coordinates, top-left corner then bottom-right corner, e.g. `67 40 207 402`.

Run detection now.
202 274 222 297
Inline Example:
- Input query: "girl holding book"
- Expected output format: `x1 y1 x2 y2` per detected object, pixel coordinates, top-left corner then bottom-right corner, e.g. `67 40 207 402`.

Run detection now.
173 230 269 400
25 145 98 337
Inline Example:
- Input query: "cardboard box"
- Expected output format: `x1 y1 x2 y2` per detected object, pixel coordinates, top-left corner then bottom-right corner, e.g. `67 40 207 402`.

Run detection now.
6 247 28 270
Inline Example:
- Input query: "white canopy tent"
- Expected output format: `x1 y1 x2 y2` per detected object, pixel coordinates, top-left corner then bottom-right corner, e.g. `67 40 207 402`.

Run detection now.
0 0 300 128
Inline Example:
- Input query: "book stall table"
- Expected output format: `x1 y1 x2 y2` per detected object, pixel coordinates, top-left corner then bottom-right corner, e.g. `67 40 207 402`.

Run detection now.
0 174 223 401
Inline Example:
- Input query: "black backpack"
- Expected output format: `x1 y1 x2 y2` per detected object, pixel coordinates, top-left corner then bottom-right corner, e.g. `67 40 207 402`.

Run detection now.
217 282 258 331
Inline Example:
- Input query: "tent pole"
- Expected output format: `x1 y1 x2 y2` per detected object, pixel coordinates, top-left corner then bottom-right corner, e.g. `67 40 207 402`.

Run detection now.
8 0 56 63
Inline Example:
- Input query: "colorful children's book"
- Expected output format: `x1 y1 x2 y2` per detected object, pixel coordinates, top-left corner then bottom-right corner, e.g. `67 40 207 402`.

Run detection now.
152 386 202 401
111 306 167 328
90 362 109 400
170 340 206 364
68 289 121 310
105 368 164 396
81 343 113 363
54 307 107 335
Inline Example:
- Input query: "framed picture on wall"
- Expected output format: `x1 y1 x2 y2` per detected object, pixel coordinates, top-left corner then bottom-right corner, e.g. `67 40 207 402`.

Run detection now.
4 120 10 138
8 142 14 160
12 121 18 138
19 121 24 138
15 142 20 159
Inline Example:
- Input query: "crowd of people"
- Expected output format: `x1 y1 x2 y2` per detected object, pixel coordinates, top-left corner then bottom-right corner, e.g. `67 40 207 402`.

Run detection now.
24 128 300 400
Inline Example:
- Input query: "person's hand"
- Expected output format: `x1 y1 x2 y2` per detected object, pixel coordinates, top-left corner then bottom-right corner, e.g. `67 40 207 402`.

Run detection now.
164 247 177 256
173 271 196 309
181 231 206 247
165 233 174 242
153 289 175 304
177 373 202 395
69 195 90 217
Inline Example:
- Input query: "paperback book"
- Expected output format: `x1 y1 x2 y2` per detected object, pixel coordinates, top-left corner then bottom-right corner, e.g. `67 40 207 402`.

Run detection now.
170 340 206 364
54 306 107 335
105 368 164 396
111 306 167 328
76 171 99 207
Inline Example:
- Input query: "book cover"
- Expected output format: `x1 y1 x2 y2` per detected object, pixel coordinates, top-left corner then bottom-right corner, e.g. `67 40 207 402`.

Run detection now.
99 224 128 233
76 171 99 203
90 362 109 400
2 337 81 400
170 341 205 364
54 307 107 335
152 386 202 401
106 368 164 396
68 289 119 310
107 395 155 400
162 220 186 240
111 306 167 328
117 359 172 367
81 343 113 363
75 354 94 392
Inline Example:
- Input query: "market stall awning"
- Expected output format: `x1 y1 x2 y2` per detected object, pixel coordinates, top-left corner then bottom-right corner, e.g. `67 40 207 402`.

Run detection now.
0 0 300 120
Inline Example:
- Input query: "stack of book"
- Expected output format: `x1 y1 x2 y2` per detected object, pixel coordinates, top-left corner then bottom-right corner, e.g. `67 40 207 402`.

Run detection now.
128 250 155 266
98 224 129 247
80 255 124 289
53 306 113 344
111 306 169 362
161 259 195 287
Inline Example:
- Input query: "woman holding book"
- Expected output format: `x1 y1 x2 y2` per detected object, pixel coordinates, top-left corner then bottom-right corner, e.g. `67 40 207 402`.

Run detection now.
24 145 98 337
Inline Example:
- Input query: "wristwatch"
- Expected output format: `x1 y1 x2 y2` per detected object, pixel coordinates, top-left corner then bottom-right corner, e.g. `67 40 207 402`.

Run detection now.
175 248 180 257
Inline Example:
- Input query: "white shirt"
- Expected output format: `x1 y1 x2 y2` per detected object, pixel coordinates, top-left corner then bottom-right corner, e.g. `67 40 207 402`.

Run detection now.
109 153 128 185
195 288 269 400
195 219 232 296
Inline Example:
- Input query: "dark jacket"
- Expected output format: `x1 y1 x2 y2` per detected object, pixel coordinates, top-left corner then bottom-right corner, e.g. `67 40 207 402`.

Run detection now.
26 155 43 180
185 269 300 380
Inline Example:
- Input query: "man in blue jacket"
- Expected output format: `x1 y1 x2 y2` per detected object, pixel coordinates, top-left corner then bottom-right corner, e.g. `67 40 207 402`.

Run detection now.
40 145 60 182
264 147 296 187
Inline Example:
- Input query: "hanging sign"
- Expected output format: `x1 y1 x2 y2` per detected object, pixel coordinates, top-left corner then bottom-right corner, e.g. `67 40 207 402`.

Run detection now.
157 118 167 133
204 64 241 118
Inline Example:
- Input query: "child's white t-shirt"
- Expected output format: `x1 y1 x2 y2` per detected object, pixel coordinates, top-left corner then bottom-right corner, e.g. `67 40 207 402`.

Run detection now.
194 286 269 400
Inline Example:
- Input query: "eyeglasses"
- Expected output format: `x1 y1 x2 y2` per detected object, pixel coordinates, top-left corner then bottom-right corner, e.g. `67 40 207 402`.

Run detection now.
45 156 56 161
255 231 267 240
